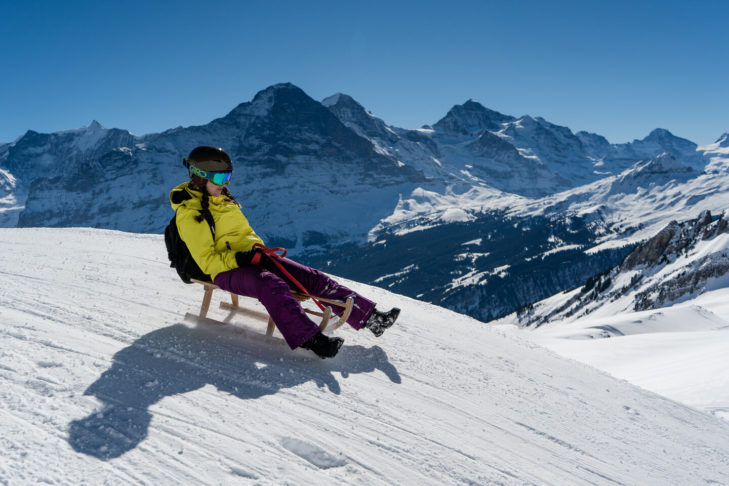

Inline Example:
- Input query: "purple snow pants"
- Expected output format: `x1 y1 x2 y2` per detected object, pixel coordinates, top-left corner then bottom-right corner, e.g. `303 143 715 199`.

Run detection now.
214 256 376 349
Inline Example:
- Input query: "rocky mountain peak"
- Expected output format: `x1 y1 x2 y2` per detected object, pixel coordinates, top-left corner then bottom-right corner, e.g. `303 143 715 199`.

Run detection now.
638 128 697 151
433 100 515 135
252 82 302 102
644 128 675 141
636 152 696 174
575 131 612 159
322 92 370 119
223 83 310 121
240 84 358 140
617 128 703 169
321 92 355 108
321 92 396 142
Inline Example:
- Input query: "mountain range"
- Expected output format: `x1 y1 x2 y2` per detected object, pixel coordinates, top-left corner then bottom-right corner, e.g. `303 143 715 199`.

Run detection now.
2 82 729 322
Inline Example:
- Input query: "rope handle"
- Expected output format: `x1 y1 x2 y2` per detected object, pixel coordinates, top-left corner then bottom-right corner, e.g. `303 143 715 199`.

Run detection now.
251 243 327 313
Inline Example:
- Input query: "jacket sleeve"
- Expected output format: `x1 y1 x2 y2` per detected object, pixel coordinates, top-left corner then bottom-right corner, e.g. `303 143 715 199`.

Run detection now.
176 208 238 278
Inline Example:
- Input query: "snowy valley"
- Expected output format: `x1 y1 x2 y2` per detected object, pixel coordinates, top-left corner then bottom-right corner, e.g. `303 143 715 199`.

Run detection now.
1 227 728 485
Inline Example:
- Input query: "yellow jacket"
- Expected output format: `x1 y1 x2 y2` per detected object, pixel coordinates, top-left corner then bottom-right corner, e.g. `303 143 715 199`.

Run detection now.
169 182 264 280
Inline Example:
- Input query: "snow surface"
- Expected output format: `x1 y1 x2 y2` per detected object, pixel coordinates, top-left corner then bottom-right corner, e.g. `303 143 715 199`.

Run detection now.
499 290 729 423
2 227 729 485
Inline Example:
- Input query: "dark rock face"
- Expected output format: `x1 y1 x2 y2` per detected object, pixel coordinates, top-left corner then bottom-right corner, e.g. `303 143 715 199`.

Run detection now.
433 100 516 135
624 211 719 270
632 210 729 311
622 224 678 269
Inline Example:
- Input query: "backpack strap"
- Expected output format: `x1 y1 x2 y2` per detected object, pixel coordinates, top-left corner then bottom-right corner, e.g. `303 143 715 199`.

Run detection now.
201 209 216 239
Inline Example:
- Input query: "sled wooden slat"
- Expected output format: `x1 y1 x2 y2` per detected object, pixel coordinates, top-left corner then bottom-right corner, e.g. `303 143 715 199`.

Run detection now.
183 312 288 346
219 302 270 321
187 278 353 336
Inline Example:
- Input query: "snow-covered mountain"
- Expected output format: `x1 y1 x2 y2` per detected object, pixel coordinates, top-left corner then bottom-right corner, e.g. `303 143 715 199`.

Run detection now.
2 84 425 245
0 121 136 227
506 209 729 327
310 147 729 321
2 82 728 324
315 92 729 320
2 227 729 484
495 210 729 421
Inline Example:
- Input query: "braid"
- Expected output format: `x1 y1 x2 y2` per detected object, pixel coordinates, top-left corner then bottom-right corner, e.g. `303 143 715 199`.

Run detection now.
188 174 212 223
196 191 210 223
222 187 242 208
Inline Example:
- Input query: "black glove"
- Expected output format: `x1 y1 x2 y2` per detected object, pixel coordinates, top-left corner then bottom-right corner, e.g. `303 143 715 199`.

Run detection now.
235 247 263 267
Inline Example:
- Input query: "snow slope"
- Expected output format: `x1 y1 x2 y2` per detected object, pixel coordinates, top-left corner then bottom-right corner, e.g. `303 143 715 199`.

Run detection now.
512 290 729 422
1 228 729 485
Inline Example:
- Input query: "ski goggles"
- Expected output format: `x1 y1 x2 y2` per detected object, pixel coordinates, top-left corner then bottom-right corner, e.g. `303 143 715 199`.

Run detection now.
185 161 232 185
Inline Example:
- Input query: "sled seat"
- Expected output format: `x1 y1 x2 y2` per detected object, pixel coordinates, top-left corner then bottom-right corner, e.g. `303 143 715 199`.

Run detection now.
184 278 354 336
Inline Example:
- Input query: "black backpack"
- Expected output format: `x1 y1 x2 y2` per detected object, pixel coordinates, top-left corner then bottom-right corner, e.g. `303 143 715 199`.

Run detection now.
164 210 215 283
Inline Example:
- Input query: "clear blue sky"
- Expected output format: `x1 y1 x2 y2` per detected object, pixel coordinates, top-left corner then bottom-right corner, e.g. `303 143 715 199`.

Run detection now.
1 0 727 145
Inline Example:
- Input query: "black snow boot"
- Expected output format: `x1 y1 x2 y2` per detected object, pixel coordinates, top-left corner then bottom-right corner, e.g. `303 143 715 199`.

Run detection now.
364 307 400 337
301 332 344 359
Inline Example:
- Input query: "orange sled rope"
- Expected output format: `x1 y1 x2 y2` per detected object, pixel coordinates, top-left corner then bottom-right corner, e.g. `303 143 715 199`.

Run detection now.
250 243 328 313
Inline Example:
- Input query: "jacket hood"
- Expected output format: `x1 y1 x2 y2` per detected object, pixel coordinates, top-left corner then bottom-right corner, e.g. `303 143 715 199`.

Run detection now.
169 182 202 212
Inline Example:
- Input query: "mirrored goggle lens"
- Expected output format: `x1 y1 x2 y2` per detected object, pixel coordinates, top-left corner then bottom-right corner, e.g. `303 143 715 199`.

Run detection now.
209 171 231 185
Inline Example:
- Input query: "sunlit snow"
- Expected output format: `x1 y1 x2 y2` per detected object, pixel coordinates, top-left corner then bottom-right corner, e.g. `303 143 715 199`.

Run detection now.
2 227 728 484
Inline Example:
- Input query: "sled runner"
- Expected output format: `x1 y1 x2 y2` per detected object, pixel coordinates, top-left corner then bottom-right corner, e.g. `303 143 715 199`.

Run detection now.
184 278 354 337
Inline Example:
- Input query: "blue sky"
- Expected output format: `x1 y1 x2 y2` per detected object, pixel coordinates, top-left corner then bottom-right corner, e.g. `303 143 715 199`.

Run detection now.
1 0 727 145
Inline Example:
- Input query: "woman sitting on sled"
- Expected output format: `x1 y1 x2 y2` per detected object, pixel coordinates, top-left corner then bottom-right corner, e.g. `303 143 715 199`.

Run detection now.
169 146 400 359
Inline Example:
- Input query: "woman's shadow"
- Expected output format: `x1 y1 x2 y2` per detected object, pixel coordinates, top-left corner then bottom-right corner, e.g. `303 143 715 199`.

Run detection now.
68 322 401 460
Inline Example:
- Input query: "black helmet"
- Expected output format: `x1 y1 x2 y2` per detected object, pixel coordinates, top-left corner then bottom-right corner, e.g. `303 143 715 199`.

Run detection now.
183 146 232 172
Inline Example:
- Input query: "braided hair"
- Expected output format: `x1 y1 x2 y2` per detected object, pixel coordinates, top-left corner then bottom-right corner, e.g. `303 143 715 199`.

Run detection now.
189 175 241 223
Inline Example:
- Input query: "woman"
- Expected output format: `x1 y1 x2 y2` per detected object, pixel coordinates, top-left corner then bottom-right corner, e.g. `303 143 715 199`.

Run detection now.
169 146 400 359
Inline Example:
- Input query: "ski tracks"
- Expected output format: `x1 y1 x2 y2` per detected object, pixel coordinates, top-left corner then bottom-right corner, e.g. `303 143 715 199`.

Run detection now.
2 228 729 485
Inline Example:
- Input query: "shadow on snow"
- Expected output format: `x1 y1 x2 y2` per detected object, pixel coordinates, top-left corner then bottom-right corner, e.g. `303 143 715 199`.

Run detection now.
68 322 401 460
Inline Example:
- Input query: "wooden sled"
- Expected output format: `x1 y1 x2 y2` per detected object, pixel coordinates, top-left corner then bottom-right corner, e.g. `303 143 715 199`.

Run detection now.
183 278 354 337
